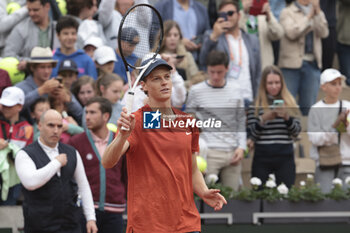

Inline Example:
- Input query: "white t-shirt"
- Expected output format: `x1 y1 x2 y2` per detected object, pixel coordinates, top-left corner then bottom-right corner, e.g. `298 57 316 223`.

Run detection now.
308 99 350 165
226 33 252 101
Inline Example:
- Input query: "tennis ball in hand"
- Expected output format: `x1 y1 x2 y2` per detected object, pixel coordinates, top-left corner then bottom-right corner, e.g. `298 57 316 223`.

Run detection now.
0 57 25 84
196 156 207 173
6 2 21 14
106 123 118 133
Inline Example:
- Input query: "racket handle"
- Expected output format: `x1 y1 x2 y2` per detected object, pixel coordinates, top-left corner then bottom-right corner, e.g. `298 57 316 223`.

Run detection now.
121 91 134 131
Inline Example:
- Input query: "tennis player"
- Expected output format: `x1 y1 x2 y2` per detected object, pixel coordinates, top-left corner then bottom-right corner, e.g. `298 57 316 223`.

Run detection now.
102 57 227 233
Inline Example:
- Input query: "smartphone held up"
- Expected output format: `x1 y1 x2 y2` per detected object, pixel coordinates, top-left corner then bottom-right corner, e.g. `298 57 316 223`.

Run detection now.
249 0 268 16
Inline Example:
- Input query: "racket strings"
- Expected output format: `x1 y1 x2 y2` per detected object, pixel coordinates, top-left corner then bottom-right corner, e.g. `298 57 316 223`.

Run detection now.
119 5 162 68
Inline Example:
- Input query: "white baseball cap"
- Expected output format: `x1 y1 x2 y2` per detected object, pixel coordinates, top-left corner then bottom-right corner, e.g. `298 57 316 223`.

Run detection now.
320 68 346 85
84 36 104 49
0 86 25 107
93 46 117 65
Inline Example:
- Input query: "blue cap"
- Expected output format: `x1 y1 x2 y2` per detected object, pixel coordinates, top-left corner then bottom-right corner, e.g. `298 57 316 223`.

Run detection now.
120 27 139 44
141 58 172 81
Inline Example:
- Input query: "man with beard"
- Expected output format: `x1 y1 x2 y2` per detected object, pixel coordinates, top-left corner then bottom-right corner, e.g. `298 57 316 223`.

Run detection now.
68 96 126 233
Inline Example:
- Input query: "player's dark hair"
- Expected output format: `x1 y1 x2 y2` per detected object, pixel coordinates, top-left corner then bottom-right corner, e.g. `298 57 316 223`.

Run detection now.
206 50 229 68
86 96 112 120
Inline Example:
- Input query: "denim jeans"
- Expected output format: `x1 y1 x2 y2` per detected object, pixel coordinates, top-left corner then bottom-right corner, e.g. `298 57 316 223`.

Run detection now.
282 61 321 115
337 42 350 86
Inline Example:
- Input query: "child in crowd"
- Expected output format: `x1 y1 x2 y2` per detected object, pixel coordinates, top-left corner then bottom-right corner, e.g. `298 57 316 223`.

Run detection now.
30 97 50 141
81 73 124 129
308 69 350 193
83 36 104 59
0 86 33 205
51 16 98 79
71 75 96 107
48 88 84 143
96 73 124 125
94 45 117 75
57 59 79 90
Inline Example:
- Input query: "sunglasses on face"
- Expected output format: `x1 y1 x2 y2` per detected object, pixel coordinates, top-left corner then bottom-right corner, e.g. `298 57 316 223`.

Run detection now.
220 10 236 16
128 41 139 46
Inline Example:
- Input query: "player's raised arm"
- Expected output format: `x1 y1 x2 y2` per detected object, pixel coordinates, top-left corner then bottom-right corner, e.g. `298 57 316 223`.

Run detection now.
102 107 135 168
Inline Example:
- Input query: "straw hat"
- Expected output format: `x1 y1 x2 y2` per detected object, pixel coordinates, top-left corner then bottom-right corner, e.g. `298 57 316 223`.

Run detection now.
27 47 58 67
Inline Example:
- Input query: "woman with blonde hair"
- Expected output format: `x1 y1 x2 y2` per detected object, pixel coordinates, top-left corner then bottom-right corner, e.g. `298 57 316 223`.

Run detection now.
154 20 200 89
247 65 301 188
254 65 300 115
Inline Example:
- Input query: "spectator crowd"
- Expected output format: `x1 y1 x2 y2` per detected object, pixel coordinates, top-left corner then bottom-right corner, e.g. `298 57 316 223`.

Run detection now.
0 0 350 232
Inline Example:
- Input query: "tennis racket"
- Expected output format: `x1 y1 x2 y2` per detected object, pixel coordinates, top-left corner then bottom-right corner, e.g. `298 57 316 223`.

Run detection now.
118 4 163 130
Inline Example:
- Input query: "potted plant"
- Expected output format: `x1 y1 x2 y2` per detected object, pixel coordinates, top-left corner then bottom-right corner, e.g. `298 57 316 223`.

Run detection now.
263 174 350 223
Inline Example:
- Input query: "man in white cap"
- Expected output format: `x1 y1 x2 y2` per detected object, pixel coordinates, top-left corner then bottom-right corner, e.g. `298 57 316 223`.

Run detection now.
102 58 227 233
16 46 83 124
308 68 350 193
0 86 33 205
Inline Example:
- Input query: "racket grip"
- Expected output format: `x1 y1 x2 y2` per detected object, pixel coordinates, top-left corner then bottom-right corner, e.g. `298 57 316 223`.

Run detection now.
121 91 134 131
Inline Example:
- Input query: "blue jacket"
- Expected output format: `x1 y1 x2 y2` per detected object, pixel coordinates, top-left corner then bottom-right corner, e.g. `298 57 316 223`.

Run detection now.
199 29 262 99
51 48 98 79
113 52 138 84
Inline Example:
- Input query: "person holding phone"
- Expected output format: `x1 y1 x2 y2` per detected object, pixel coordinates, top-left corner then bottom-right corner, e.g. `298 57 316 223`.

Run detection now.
15 47 83 125
199 0 261 108
239 0 284 69
246 65 301 188
154 20 200 89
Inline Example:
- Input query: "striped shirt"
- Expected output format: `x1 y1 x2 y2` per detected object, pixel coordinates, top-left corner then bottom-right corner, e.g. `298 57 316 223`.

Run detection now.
247 106 301 145
186 80 246 151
